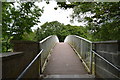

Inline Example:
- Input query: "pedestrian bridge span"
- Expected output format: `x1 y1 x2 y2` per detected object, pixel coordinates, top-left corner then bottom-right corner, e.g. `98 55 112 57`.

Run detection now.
17 35 120 79
2 35 119 80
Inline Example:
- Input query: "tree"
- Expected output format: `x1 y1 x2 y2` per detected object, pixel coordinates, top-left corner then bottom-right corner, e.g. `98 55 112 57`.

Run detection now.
22 31 36 41
2 2 43 52
57 2 120 41
35 21 87 42
35 21 65 41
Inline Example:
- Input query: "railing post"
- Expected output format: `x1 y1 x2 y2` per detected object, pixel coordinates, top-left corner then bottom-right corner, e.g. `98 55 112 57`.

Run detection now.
39 55 42 74
38 43 42 76
81 39 82 55
89 43 93 74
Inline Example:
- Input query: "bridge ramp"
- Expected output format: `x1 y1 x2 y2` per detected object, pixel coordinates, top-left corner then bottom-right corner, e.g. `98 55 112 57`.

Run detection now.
43 42 88 75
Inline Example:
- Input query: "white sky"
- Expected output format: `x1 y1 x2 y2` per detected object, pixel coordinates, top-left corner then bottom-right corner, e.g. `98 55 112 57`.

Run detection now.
31 1 86 30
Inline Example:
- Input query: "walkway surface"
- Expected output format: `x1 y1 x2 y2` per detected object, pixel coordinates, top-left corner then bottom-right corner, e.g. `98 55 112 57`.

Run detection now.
43 42 88 75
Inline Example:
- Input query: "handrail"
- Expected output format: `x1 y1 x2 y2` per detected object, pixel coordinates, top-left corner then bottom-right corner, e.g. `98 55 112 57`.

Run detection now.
64 35 93 74
64 35 92 43
92 50 120 72
40 36 52 44
16 49 43 80
74 35 93 73
75 35 92 43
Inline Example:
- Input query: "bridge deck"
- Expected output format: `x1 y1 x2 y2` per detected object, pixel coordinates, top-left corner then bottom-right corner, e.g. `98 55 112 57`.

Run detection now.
43 42 88 75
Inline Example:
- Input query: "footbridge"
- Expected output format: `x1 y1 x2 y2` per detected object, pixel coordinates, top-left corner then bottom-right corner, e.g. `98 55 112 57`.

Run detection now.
1 35 120 80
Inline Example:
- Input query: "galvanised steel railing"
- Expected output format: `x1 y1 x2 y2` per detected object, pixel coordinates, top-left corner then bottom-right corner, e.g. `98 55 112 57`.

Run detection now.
16 35 120 79
64 35 120 79
64 35 93 74
39 35 59 73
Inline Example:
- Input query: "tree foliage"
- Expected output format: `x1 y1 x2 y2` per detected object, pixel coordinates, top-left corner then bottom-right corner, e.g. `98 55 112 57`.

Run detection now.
57 2 120 41
35 21 87 42
2 2 43 52
22 31 36 41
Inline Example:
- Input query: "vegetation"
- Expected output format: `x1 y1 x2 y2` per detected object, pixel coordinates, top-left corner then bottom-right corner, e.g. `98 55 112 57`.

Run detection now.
2 2 43 52
2 2 120 52
35 21 87 42
57 2 120 41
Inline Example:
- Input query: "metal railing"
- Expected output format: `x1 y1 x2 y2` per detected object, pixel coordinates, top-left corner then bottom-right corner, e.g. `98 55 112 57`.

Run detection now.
64 35 93 73
16 35 59 79
16 35 120 79
39 35 59 73
64 35 120 79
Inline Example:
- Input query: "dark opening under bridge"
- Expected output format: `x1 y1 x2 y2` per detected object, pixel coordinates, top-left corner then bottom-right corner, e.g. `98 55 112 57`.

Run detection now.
1 35 120 80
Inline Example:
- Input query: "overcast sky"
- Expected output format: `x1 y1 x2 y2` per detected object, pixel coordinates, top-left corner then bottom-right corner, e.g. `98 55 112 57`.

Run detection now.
31 1 85 30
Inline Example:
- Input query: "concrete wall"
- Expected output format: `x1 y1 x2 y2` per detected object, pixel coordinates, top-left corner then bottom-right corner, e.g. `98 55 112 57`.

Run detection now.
93 40 120 79
2 40 40 79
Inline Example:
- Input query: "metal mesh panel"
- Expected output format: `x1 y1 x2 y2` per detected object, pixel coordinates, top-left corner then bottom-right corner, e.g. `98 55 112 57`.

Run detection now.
64 35 92 73
40 35 59 71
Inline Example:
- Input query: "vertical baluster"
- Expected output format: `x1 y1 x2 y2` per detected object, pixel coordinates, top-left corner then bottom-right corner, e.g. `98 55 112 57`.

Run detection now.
89 43 93 74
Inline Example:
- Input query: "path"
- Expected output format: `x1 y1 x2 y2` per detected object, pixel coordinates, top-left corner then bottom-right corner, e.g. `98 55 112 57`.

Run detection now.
43 42 88 75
